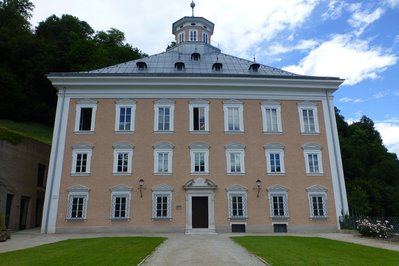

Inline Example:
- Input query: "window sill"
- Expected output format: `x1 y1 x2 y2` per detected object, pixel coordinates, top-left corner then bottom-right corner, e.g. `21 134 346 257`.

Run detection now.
154 131 174 134
267 172 286 176
71 173 90 177
189 130 209 134
309 216 328 220
229 217 248 221
190 172 209 176
300 132 320 136
227 173 245 176
263 131 283 135
224 131 244 134
113 173 132 176
114 130 134 134
74 130 95 134
270 216 289 220
153 173 173 176
306 173 324 177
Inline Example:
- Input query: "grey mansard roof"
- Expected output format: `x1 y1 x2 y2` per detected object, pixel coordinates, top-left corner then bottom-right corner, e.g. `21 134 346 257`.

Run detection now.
48 42 341 81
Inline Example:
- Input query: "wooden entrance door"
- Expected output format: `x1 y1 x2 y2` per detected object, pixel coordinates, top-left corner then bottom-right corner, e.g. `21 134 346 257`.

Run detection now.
192 197 208 228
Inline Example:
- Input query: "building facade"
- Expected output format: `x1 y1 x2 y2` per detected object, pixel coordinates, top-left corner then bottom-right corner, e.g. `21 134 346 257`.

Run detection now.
42 9 348 234
0 137 50 231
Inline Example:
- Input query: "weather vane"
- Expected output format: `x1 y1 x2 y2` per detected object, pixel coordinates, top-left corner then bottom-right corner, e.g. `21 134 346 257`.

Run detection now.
191 1 196 17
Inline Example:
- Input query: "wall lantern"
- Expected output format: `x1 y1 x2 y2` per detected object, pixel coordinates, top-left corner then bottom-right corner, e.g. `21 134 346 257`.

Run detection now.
139 178 144 198
256 179 262 198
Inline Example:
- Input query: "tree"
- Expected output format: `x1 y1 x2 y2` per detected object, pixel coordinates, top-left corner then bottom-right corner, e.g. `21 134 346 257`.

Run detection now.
336 109 399 216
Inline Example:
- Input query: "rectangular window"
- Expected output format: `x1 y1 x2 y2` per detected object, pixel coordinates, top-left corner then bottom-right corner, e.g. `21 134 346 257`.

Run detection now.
178 32 184 43
154 101 175 132
230 152 242 173
158 152 169 173
79 108 92 131
119 107 132 130
75 101 97 132
112 195 129 219
308 153 319 173
268 191 288 219
193 107 205 130
71 149 92 175
37 163 46 188
303 149 323 175
228 192 247 219
269 153 281 173
232 196 243 217
67 194 87 220
308 193 327 218
272 196 285 216
190 30 197 41
76 153 88 173
203 32 208 44
298 104 319 134
191 151 208 173
189 102 209 132
152 192 172 219
117 152 129 172
226 147 245 174
223 102 244 132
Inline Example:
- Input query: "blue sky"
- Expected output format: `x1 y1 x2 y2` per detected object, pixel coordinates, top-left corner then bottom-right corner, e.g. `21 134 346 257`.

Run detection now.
30 0 399 155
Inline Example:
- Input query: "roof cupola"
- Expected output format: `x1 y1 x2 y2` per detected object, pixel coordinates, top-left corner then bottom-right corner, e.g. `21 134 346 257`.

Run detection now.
172 1 214 45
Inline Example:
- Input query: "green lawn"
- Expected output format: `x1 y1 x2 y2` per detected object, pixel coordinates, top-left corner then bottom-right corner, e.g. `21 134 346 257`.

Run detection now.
0 237 165 266
232 236 399 266
0 119 53 145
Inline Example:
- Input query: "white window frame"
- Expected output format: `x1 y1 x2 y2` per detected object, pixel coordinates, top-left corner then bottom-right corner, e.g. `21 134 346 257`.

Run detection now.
74 100 97 132
264 143 285 175
154 100 175 132
203 32 209 44
261 102 282 133
306 185 328 219
227 185 248 220
189 143 210 175
66 185 90 220
298 103 319 134
223 101 244 133
110 188 131 220
189 29 198 41
71 144 93 176
178 32 185 43
115 100 136 132
152 187 172 220
225 144 245 175
267 185 289 220
189 101 209 132
303 144 323 176
153 142 174 175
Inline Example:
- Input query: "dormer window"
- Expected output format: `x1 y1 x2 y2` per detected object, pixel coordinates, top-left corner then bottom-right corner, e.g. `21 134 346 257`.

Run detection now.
175 62 185 71
249 63 260 72
212 63 223 72
136 62 147 70
191 53 200 61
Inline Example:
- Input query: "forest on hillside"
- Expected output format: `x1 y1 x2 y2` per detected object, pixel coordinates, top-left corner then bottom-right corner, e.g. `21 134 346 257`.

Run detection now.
1 0 399 217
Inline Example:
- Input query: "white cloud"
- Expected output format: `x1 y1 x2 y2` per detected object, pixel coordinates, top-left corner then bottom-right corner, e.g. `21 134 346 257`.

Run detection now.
375 119 399 156
322 0 346 20
267 39 319 55
348 6 385 36
202 0 320 58
394 90 399 96
383 0 399 8
283 34 397 85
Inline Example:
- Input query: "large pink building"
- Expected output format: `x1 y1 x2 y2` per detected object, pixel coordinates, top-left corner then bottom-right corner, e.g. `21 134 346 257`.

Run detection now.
41 6 348 234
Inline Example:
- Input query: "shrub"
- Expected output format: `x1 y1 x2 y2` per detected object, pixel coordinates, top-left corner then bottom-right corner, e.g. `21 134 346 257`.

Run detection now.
356 218 394 239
